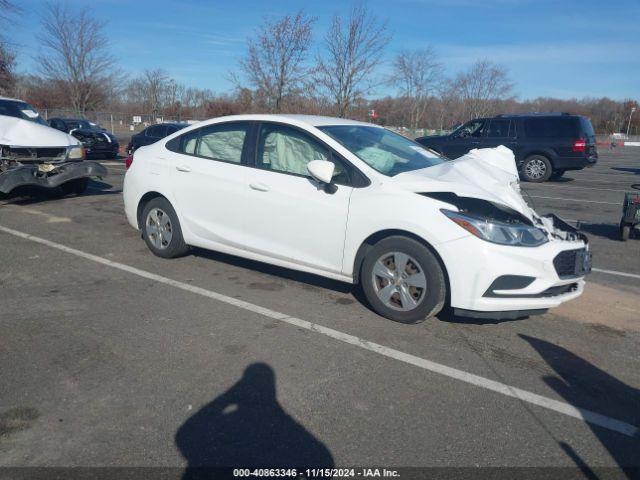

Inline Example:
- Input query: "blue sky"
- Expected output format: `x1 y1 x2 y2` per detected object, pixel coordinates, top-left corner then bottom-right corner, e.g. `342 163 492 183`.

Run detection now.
8 0 640 100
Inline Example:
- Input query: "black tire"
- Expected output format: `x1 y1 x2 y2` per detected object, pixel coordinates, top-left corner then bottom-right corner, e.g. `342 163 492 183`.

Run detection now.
620 224 631 242
60 177 89 195
360 236 446 324
141 197 189 258
550 168 566 180
520 155 552 183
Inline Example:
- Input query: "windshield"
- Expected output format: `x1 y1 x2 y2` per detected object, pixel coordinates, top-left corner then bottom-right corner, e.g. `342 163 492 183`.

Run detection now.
66 120 93 130
318 125 445 176
0 99 48 125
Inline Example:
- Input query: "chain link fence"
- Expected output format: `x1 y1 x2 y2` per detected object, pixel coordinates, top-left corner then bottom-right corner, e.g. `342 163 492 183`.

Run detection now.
39 108 203 142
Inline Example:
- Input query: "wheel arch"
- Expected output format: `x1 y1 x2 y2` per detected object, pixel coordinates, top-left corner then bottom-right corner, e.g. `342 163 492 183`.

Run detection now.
522 150 555 167
136 191 166 229
352 229 451 305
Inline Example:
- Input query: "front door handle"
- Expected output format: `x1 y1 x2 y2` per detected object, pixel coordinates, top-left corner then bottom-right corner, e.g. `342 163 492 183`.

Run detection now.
176 165 191 172
249 182 270 192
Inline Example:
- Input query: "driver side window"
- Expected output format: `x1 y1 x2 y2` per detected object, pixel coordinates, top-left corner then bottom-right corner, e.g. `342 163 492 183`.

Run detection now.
256 123 349 185
457 120 486 138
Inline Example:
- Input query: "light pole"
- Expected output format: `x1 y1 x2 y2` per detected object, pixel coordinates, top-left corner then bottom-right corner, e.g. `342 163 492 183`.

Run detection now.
626 107 636 136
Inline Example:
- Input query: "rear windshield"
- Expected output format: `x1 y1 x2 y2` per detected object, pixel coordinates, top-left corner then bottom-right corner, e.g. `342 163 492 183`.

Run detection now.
523 117 579 138
0 99 48 125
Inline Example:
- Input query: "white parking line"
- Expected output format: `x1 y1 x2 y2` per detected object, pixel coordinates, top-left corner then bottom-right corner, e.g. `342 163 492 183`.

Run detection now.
527 195 619 205
592 268 640 280
523 185 628 193
0 223 637 439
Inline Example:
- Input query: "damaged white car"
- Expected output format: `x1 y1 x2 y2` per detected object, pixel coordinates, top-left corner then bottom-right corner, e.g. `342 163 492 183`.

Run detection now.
123 114 591 323
0 96 107 196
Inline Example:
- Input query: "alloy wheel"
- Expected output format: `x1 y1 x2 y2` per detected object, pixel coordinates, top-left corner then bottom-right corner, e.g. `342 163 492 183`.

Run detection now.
525 158 547 180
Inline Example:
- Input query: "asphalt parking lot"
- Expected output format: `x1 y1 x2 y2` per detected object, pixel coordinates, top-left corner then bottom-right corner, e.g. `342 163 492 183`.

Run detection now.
1 148 639 475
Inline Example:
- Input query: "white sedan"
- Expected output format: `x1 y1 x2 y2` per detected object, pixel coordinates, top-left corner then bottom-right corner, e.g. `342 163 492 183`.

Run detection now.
123 114 590 323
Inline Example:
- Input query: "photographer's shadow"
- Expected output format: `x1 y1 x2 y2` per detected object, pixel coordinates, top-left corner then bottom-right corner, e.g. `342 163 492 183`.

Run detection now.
175 363 334 477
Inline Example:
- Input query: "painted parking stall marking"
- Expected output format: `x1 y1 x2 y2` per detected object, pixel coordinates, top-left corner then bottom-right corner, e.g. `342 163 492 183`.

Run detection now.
0 223 638 439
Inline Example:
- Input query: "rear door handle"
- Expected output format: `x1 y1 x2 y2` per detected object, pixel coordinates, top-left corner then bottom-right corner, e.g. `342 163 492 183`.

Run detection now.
176 165 191 172
249 182 270 192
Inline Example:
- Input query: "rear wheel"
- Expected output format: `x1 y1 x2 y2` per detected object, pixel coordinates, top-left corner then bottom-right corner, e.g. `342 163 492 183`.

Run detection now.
360 236 446 324
520 155 552 182
141 197 189 258
60 177 89 195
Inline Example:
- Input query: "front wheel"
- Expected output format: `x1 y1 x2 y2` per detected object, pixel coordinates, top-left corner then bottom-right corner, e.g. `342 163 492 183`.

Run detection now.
360 236 446 324
141 197 189 258
520 155 552 183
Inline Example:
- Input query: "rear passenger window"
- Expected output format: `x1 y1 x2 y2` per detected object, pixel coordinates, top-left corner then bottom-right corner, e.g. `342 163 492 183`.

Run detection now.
196 124 247 163
146 125 163 137
168 122 249 162
524 118 579 138
486 120 511 137
180 129 199 155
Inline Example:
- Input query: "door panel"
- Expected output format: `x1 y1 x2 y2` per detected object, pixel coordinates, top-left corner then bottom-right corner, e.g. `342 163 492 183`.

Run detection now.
170 122 250 249
244 169 352 273
243 123 352 273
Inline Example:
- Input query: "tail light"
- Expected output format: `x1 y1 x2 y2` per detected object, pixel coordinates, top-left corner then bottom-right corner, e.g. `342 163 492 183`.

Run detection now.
572 139 586 152
125 154 133 169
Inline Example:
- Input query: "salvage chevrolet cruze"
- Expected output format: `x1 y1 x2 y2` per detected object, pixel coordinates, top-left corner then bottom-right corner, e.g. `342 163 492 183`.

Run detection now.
123 115 591 323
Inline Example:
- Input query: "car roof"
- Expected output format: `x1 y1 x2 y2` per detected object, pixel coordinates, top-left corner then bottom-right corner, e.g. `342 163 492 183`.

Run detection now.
494 112 581 119
0 96 28 103
197 114 375 128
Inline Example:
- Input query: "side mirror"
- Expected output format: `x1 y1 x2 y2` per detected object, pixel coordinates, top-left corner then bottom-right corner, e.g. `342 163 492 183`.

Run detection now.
307 160 335 184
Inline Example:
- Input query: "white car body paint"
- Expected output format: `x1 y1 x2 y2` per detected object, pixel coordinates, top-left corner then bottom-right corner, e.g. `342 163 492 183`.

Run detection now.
124 114 589 314
0 115 79 148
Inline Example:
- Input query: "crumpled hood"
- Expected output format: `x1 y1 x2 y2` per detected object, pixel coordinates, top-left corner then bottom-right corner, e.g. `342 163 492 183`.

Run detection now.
0 115 79 147
391 146 535 220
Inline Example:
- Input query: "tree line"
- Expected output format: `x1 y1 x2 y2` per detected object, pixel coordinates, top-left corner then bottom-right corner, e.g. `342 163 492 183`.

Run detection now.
1 1 638 135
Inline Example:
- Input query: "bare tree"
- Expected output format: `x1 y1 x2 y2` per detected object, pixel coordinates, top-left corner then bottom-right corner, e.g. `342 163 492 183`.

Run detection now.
37 2 117 114
235 11 315 113
0 0 19 95
453 60 514 119
142 69 168 118
314 4 390 117
0 43 15 95
391 47 443 129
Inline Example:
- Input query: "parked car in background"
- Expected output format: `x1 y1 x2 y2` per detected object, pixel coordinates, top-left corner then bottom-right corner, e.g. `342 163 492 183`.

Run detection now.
415 113 598 182
0 97 107 196
48 118 120 159
126 123 187 154
123 114 590 324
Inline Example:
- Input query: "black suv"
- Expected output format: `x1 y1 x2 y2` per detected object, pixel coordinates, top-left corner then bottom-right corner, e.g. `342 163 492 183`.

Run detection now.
415 113 598 182
127 123 187 154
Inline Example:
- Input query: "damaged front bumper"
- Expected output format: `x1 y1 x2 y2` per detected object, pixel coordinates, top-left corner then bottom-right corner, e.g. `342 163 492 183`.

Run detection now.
0 160 108 193
439 214 591 317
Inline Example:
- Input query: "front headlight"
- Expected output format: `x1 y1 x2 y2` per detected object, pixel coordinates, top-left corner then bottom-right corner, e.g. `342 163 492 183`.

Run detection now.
442 209 548 247
67 145 85 160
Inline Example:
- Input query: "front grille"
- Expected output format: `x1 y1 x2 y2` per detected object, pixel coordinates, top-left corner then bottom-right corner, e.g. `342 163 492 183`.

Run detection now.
553 249 589 278
7 147 67 161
